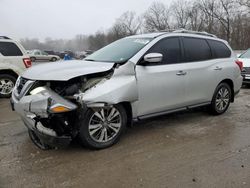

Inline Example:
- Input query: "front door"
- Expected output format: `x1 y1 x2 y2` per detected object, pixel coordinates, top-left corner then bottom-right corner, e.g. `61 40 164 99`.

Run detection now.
136 37 187 117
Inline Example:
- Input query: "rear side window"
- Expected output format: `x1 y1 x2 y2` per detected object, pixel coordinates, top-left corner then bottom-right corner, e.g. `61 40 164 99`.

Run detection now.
0 42 23 56
183 37 212 62
147 37 182 64
207 40 231 58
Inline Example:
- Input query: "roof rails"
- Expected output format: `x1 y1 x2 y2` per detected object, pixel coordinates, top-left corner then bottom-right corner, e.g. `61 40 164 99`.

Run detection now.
0 36 11 39
173 29 217 38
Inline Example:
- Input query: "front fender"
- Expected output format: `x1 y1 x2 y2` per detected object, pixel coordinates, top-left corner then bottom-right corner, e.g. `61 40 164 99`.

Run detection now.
82 75 138 105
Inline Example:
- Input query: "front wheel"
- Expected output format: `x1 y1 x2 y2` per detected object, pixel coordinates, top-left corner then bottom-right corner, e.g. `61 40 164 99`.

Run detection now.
78 104 127 149
209 83 232 115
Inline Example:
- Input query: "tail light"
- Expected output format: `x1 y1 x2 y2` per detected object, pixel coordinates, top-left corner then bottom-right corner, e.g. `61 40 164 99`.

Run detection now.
23 58 32 68
235 60 243 71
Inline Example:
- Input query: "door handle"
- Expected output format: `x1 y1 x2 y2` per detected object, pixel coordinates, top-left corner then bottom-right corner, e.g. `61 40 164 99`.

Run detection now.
214 66 222 71
176 71 187 76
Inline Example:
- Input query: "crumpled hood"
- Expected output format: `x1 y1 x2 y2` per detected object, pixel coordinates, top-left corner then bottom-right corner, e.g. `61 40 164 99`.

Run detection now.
22 60 114 81
238 58 250 68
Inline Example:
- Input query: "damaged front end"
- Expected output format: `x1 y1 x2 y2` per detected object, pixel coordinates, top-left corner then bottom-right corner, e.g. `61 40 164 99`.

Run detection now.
11 69 114 149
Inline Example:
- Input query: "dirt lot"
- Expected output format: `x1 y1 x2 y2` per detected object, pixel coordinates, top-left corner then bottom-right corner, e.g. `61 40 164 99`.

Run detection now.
0 88 250 188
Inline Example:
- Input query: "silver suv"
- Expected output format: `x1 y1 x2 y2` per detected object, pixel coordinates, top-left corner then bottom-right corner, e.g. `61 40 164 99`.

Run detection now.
11 30 243 150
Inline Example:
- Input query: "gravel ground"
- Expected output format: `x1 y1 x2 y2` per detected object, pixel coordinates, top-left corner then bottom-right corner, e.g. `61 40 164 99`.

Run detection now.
0 88 250 188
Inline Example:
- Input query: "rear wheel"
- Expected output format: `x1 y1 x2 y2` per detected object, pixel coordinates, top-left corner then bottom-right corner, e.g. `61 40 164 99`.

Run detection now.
51 57 57 62
209 83 232 115
78 104 127 149
0 74 16 98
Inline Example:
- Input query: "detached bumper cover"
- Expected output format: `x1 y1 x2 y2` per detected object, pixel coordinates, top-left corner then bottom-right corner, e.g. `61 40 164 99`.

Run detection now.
11 86 77 147
22 116 72 147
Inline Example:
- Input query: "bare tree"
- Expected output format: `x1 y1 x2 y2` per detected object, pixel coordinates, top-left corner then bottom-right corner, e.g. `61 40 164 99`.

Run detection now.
200 0 237 41
115 11 141 35
21 0 250 52
144 2 170 32
187 1 206 31
171 0 191 29
238 0 250 8
88 31 107 50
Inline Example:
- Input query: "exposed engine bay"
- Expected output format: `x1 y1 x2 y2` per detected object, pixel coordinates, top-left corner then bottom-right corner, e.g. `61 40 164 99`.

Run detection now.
12 68 114 148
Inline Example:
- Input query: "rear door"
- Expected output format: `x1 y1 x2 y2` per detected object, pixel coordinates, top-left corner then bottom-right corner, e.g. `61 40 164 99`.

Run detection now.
181 37 221 105
0 41 25 72
136 37 188 117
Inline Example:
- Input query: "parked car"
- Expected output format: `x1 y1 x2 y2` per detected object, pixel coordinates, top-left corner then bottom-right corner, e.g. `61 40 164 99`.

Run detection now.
29 50 60 62
59 51 75 59
11 30 243 150
44 50 60 56
238 48 250 85
0 36 32 98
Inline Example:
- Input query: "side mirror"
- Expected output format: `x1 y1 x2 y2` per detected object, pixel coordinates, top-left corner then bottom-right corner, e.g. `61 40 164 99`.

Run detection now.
144 53 163 63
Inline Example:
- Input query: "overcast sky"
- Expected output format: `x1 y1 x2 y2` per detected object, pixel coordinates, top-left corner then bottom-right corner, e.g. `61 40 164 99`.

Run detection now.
0 0 173 41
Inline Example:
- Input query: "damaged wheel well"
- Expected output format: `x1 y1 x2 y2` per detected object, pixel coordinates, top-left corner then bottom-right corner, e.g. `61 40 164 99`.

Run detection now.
120 102 133 127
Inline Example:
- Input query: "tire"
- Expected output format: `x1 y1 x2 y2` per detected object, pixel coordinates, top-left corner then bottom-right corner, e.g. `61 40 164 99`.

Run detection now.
0 74 16 98
209 82 232 115
51 57 57 62
78 104 127 149
28 130 53 150
30 57 36 62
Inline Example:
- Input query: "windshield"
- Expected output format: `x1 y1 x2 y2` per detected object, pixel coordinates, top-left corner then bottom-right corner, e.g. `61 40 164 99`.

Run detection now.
85 38 152 63
239 49 250 58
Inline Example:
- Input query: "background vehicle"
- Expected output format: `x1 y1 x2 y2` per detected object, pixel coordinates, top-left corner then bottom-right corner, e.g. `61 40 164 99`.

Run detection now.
11 30 242 150
238 49 250 85
29 49 60 62
76 50 94 59
44 50 60 56
59 51 75 59
0 36 31 98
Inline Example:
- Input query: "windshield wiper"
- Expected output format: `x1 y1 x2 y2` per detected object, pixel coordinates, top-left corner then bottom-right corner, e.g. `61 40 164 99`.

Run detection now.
85 59 95 61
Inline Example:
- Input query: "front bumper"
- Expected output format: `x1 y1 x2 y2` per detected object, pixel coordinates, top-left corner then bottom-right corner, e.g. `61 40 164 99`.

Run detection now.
11 86 77 148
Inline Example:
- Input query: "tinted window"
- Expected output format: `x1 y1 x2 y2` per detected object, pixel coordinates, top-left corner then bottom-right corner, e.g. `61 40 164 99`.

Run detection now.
0 42 23 56
147 37 182 64
183 38 212 62
207 40 231 58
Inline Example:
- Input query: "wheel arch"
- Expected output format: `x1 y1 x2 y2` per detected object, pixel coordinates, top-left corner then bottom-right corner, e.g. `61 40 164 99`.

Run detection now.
119 102 133 127
0 69 19 78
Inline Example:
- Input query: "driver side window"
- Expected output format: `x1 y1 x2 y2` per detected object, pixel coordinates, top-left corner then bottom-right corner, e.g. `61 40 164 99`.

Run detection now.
147 37 182 65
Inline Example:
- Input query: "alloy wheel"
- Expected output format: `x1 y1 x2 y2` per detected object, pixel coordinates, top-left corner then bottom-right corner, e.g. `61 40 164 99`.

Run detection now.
215 87 230 112
0 78 14 95
88 107 122 143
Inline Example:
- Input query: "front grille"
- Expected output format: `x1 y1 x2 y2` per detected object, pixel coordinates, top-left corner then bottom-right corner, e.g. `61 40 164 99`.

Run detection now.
242 67 250 74
17 77 29 94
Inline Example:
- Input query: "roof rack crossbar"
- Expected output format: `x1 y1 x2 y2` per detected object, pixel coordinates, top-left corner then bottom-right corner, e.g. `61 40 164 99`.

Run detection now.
0 36 10 39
